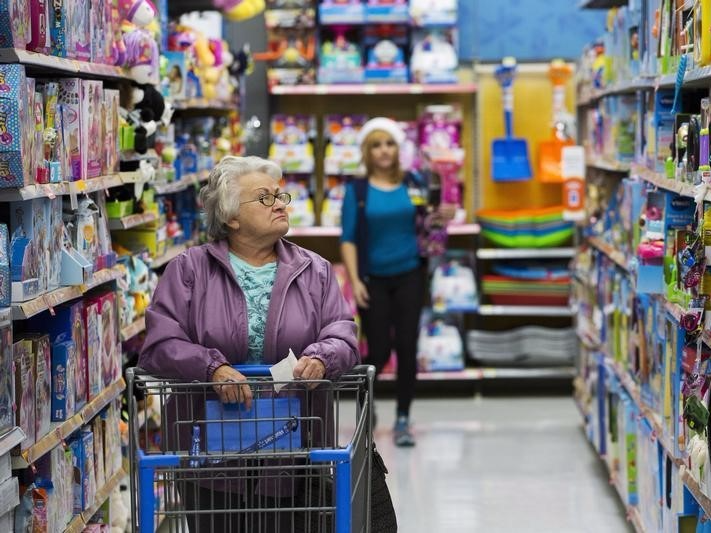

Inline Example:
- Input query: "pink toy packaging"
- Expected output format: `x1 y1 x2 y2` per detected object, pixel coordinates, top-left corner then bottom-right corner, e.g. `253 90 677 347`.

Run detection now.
13 338 35 451
83 80 104 178
10 198 50 299
81 429 96 513
33 88 49 185
92 416 105 489
0 0 31 48
28 0 50 53
0 65 34 188
50 338 76 421
48 197 63 290
58 78 87 181
30 334 51 442
0 323 13 436
29 301 88 410
91 291 119 388
82 300 102 400
66 0 90 61
103 89 120 173
90 0 112 64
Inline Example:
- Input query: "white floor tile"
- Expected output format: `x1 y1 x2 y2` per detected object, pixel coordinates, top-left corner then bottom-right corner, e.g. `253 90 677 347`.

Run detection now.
373 396 632 533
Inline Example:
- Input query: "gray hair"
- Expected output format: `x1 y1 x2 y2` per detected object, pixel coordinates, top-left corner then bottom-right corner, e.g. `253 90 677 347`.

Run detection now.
199 155 282 241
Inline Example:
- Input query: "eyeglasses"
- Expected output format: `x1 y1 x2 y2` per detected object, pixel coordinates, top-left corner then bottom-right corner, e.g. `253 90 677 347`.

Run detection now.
240 192 292 207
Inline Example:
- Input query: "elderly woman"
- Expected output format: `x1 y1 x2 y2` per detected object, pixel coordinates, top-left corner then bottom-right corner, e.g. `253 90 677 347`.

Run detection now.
138 155 359 531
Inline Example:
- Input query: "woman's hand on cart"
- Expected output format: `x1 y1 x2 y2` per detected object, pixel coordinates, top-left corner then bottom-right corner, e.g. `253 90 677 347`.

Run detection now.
211 365 253 409
293 356 326 389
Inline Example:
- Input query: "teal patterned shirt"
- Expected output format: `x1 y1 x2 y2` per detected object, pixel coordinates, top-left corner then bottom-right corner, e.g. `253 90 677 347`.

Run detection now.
229 253 278 363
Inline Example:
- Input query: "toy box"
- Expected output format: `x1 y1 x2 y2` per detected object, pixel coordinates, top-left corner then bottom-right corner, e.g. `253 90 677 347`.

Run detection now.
268 114 316 174
90 0 113 65
161 51 188 101
48 197 63 290
28 0 50 53
32 88 48 185
65 0 90 61
283 179 315 227
318 0 365 24
84 80 104 178
417 311 464 372
87 292 119 388
68 433 86 513
13 339 35 451
10 198 50 301
0 224 10 307
0 323 12 435
363 25 409 83
265 29 317 87
0 0 30 48
82 300 101 401
103 89 120 174
26 334 52 443
365 0 409 23
409 0 457 26
50 338 76 421
431 252 477 312
58 78 88 181
0 65 33 188
265 0 316 28
410 29 458 84
92 416 105 489
101 400 122 477
318 27 364 84
49 0 66 57
81 429 96 513
324 114 367 175
111 227 167 258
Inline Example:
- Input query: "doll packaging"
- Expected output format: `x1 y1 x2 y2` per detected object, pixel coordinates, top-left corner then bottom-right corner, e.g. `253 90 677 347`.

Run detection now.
13 339 35 451
58 78 88 181
82 300 102 400
0 322 13 436
0 65 34 188
50 338 76 421
0 224 10 307
10 198 50 302
0 0 31 48
84 80 104 178
30 335 51 442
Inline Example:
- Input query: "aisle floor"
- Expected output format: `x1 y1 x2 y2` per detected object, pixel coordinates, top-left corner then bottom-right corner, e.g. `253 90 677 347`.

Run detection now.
374 396 632 533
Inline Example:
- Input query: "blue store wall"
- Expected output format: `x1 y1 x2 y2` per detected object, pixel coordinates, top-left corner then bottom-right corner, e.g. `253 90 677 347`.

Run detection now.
458 0 607 62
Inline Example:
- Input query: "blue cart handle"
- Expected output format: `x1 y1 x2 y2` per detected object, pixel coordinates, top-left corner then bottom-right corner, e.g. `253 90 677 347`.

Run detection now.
233 364 273 377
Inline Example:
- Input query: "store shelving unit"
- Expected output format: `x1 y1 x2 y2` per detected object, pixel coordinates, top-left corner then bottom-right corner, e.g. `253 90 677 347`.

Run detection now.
12 266 124 320
287 223 480 239
477 305 574 317
64 469 127 533
120 317 146 343
270 82 477 96
108 212 158 231
0 427 26 458
12 378 125 468
0 172 144 202
476 247 575 259
0 48 128 79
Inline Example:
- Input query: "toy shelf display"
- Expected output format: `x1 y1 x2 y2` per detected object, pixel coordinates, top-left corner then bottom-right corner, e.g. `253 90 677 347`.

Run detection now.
259 0 463 88
574 0 711 529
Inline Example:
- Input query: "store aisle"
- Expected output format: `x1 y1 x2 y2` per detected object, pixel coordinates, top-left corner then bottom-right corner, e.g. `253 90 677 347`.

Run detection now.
373 396 632 533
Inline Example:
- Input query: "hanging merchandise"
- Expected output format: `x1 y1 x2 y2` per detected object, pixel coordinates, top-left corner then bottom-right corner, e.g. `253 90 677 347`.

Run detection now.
212 0 266 21
491 57 532 182
538 59 575 183
417 314 464 372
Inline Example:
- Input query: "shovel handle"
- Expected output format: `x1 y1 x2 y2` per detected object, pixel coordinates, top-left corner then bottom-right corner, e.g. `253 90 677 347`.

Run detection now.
503 84 514 139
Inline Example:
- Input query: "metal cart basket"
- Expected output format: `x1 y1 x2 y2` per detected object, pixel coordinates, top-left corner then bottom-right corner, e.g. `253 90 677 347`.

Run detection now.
127 365 375 533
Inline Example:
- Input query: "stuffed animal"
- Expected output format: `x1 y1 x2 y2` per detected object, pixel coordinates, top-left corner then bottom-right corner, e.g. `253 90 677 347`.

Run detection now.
212 0 266 21
110 485 130 533
128 256 152 317
119 0 157 27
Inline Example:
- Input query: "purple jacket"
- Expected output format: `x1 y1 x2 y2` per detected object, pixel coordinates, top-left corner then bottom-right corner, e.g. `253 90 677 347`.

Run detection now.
139 238 360 380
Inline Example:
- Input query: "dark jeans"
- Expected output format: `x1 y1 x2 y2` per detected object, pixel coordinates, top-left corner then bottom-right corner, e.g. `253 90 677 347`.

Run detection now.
359 266 425 417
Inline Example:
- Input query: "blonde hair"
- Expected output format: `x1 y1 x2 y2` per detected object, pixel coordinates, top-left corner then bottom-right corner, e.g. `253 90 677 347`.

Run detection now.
361 130 402 181
199 155 282 241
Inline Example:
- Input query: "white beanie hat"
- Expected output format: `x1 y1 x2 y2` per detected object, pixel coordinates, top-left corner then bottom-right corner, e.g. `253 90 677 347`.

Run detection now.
357 117 406 147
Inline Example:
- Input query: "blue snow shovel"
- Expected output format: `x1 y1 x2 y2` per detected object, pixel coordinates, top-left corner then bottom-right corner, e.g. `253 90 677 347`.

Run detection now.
492 57 532 181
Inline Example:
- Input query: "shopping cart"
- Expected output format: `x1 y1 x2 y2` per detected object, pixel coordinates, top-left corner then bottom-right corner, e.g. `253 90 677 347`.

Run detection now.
127 364 375 533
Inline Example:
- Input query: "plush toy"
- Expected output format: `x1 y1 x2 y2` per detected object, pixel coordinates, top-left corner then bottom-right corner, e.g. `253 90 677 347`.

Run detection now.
110 485 130 533
128 256 152 317
124 30 169 153
116 267 136 328
212 0 266 21
119 0 157 27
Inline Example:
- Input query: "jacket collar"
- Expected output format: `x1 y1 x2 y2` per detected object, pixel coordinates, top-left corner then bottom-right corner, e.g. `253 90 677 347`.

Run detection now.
205 238 311 279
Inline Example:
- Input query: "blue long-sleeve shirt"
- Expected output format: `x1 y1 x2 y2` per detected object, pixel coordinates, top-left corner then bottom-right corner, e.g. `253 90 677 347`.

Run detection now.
341 181 420 276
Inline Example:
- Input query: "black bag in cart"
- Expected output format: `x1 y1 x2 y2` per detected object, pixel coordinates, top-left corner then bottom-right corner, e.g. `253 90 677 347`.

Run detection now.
371 444 397 532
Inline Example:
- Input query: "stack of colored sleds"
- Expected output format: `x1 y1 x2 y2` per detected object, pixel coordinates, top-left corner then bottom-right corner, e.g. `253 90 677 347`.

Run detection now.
466 326 577 367
482 261 571 307
477 206 574 248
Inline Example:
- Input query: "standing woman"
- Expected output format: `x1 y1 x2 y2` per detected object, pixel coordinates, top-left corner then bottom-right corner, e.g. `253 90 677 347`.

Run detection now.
340 117 427 447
